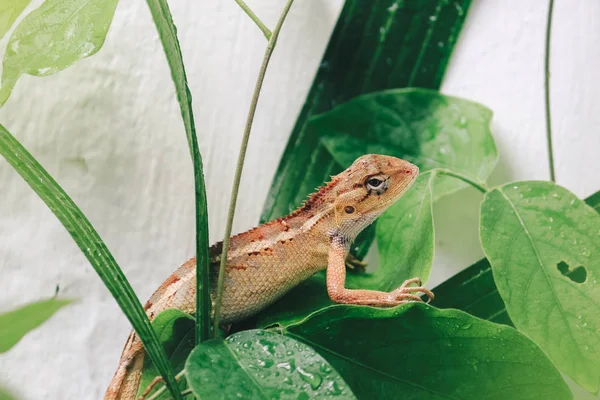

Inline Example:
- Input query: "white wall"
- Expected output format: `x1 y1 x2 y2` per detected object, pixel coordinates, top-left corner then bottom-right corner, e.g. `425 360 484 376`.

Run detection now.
0 1 598 399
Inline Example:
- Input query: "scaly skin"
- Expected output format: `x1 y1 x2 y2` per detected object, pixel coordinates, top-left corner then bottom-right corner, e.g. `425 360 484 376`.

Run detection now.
104 154 434 399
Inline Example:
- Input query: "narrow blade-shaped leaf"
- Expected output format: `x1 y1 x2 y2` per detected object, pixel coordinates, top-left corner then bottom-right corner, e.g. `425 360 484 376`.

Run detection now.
0 298 72 353
185 329 356 399
0 0 31 40
0 0 119 106
145 0 210 343
261 0 472 225
480 182 600 393
284 303 572 400
0 124 181 399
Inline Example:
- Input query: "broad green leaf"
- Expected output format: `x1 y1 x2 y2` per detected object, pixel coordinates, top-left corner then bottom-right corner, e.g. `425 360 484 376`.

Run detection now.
185 329 356 399
480 182 600 393
138 309 195 399
316 88 496 199
0 0 30 40
0 298 72 353
284 303 572 400
0 124 181 399
145 0 210 342
257 89 495 328
260 0 472 258
0 0 119 107
430 190 600 327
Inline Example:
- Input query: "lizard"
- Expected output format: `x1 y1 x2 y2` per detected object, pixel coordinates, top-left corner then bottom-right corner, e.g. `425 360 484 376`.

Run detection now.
104 154 434 399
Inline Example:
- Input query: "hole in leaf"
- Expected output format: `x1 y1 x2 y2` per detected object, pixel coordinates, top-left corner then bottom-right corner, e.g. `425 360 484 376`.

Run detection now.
557 261 587 283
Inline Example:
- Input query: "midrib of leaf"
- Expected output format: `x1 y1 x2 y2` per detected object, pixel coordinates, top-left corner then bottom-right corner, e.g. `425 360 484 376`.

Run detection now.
225 342 270 398
407 2 443 85
497 188 584 362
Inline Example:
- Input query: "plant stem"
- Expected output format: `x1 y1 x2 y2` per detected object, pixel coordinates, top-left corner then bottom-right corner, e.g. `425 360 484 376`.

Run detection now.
544 0 556 182
234 0 272 39
212 0 295 335
436 169 488 194
145 370 186 400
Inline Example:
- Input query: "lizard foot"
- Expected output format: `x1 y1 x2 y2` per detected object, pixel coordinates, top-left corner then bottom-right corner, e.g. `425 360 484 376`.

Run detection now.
345 253 367 273
390 277 434 304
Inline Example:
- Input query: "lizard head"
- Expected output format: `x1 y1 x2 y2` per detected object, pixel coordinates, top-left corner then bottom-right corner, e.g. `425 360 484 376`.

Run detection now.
331 154 418 238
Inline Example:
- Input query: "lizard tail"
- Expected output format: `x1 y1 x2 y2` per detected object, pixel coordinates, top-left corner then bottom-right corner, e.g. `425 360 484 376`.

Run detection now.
104 330 145 400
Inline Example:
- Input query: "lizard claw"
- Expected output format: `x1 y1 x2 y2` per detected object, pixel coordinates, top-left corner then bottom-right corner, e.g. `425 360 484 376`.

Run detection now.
391 277 434 304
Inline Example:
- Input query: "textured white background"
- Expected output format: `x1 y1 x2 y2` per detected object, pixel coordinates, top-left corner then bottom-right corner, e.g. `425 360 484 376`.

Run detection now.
1 1 599 399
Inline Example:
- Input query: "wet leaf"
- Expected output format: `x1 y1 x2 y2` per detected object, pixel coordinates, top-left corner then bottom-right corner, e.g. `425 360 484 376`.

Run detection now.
0 0 119 106
0 298 72 353
480 181 600 393
185 329 355 399
284 303 572 400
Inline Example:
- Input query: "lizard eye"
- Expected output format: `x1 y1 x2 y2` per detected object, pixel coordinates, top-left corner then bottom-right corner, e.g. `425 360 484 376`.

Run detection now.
366 175 387 193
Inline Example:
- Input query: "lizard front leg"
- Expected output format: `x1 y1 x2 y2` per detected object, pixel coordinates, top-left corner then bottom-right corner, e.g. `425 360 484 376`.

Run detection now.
326 234 434 306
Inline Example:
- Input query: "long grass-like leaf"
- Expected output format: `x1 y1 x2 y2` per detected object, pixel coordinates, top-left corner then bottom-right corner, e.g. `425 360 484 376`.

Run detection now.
145 0 211 344
0 124 181 400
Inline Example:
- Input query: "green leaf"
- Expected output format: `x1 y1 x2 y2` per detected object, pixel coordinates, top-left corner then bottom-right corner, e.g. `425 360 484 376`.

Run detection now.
138 309 195 399
0 0 30 40
0 124 181 399
0 0 119 107
257 89 495 328
357 171 435 289
0 298 72 353
284 303 572 400
316 88 496 198
430 189 600 327
480 182 600 393
429 258 514 326
145 0 210 342
185 329 356 399
260 0 472 225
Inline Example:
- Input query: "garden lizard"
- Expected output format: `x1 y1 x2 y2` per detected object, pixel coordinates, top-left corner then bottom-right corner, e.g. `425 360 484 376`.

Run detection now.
105 154 434 399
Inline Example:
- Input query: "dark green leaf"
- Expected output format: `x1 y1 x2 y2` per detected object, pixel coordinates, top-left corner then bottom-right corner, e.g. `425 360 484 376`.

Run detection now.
316 88 496 198
429 189 600 327
0 0 31 40
0 124 181 399
138 309 195 399
284 303 572 400
185 329 355 399
261 0 472 225
0 0 119 107
257 89 496 327
145 0 211 343
0 298 72 353
480 182 600 393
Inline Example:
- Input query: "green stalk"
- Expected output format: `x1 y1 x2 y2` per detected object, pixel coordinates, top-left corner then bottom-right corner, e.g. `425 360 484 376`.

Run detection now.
212 0 295 334
145 0 211 343
234 0 272 39
435 168 488 194
544 0 556 182
0 124 181 400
